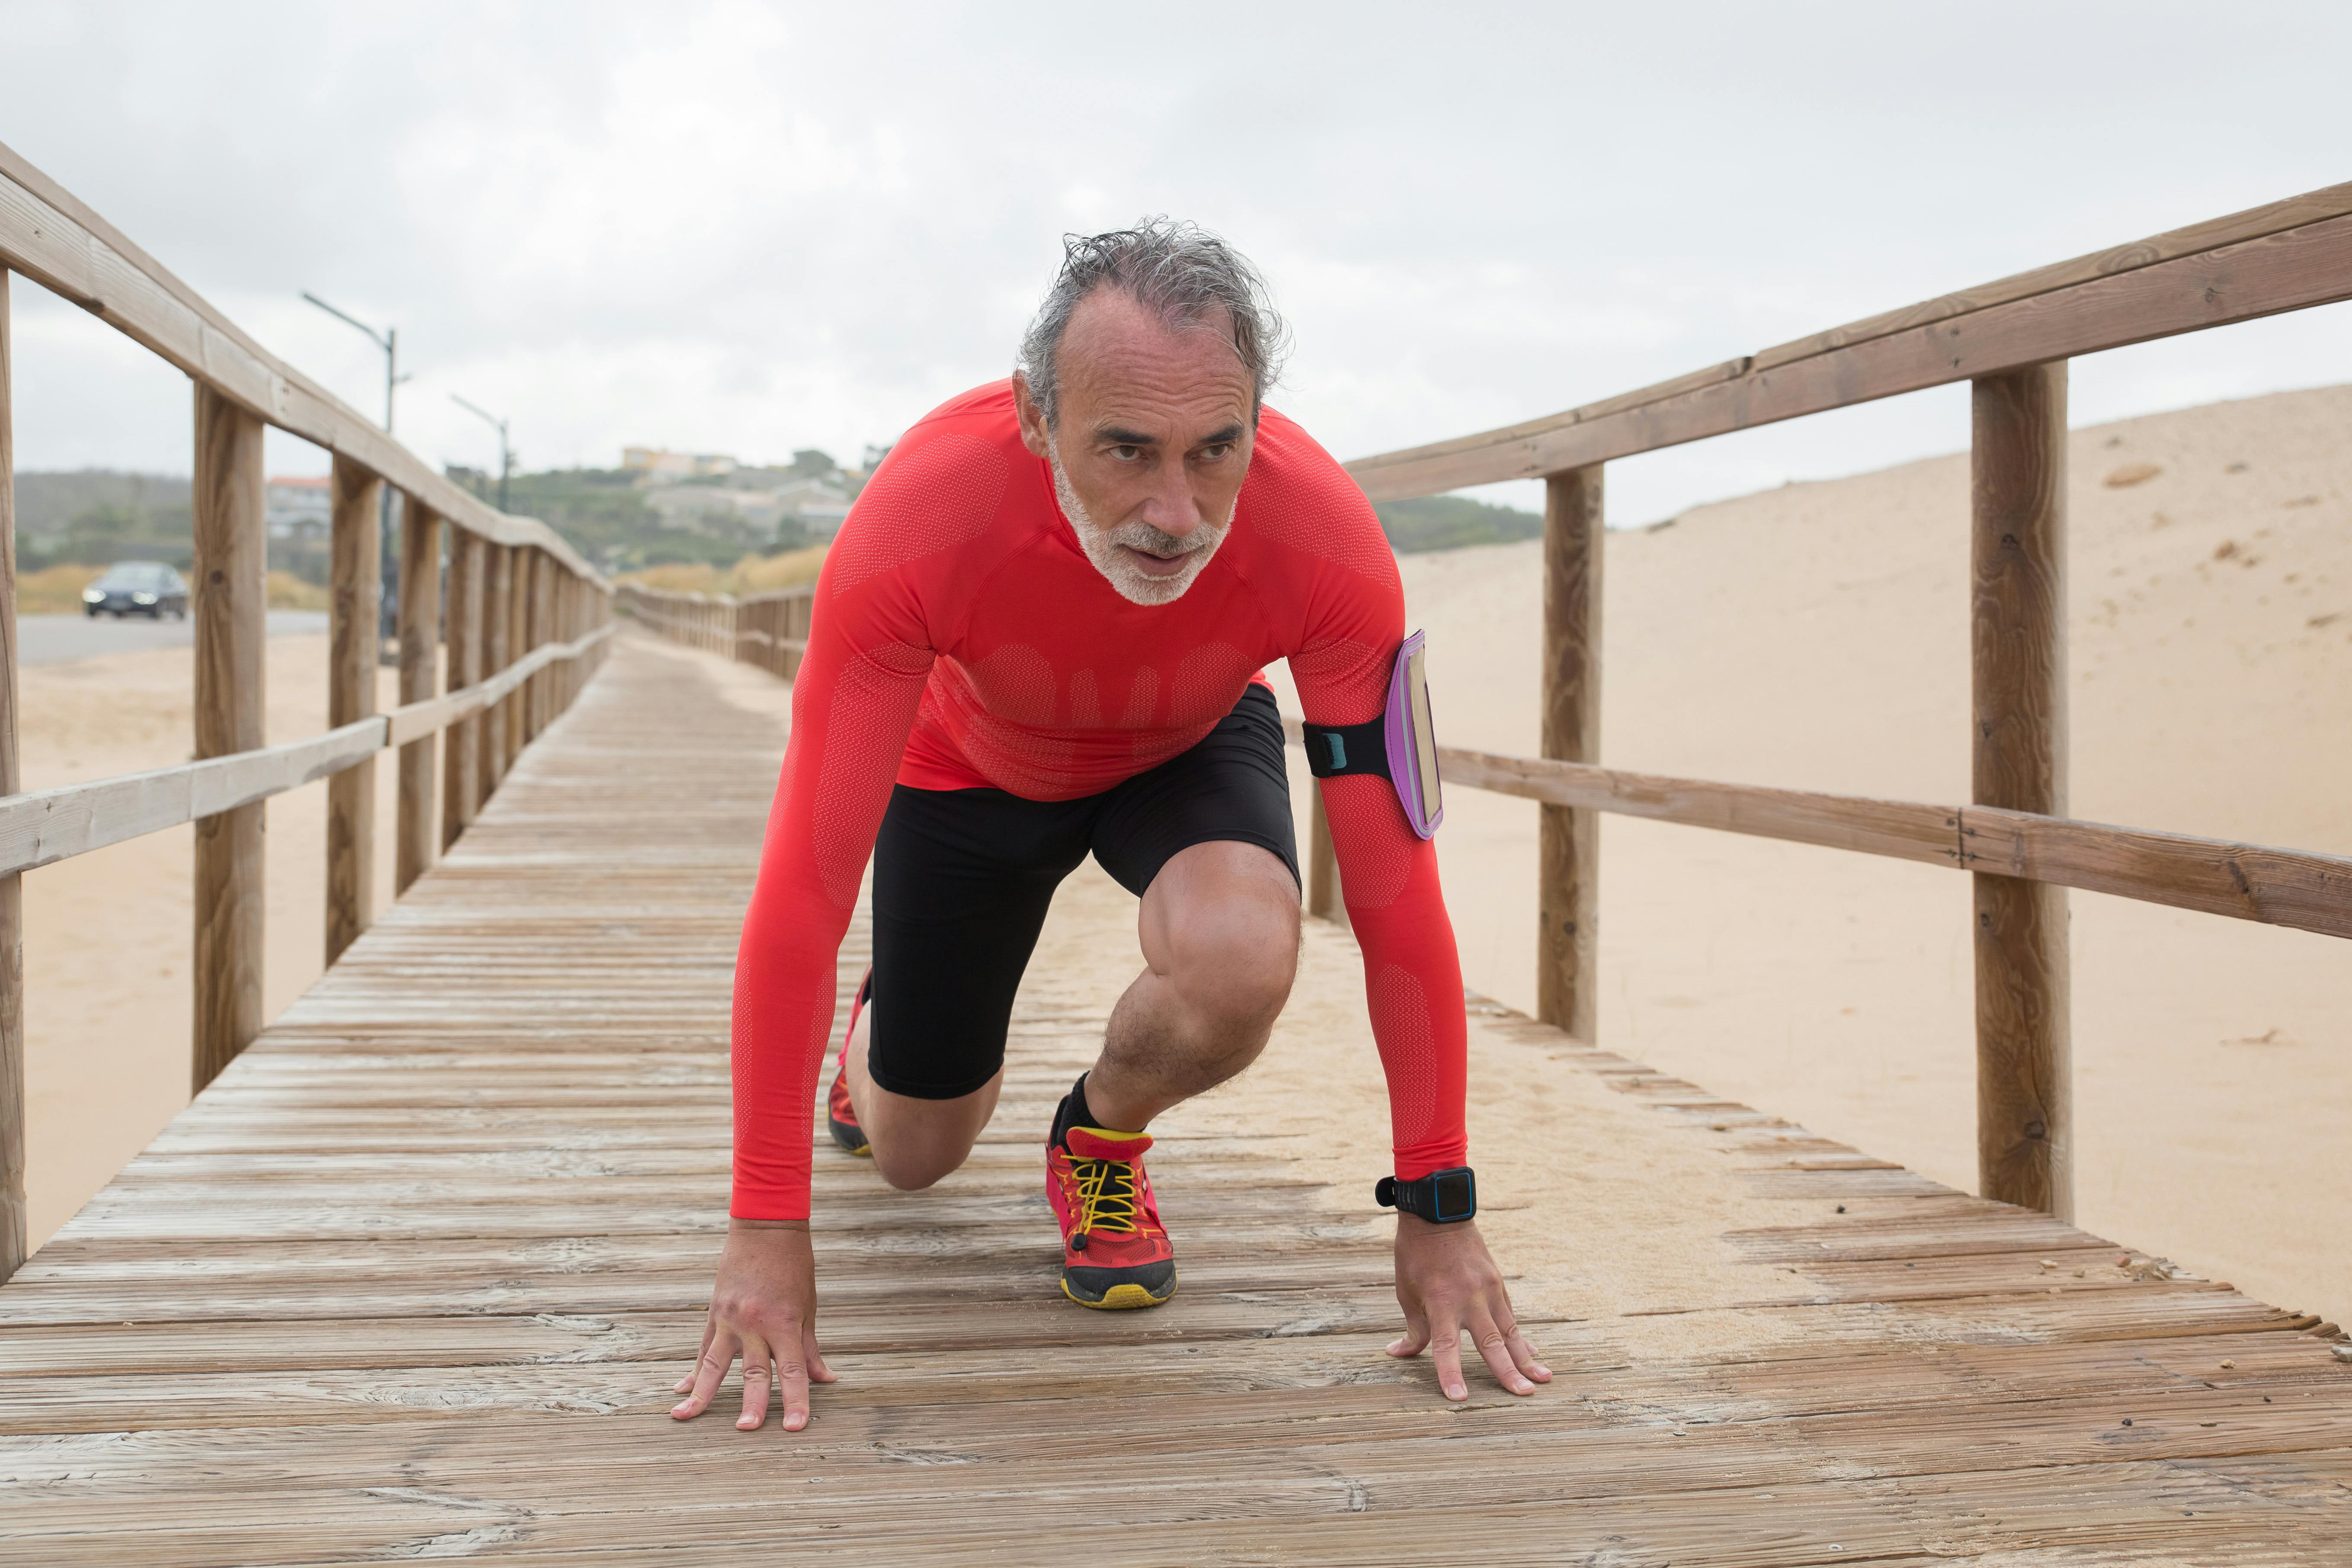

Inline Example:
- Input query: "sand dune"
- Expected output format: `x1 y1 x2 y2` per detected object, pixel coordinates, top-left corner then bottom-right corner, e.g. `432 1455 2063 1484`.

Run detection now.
1343 384 2352 1332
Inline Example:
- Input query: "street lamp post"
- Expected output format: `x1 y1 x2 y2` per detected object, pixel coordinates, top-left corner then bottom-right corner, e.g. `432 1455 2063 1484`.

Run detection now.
451 395 513 514
300 292 409 432
301 292 412 647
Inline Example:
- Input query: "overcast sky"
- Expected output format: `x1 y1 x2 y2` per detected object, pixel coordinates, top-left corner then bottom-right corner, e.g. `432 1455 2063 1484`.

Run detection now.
6 0 2350 523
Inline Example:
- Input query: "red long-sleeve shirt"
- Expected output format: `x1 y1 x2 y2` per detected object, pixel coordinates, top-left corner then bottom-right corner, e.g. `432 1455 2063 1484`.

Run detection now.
729 381 1468 1219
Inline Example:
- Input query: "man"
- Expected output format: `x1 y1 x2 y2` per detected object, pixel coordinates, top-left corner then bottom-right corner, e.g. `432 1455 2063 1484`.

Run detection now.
673 221 1548 1433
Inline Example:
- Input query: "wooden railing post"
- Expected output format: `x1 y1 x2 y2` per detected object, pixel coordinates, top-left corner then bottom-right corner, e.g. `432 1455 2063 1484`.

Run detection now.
501 545 527 773
787 590 809 682
0 269 25 1280
395 496 441 893
1537 464 1604 1039
1306 789 1343 924
561 580 579 706
526 550 551 741
478 545 510 804
442 529 482 850
326 455 381 963
1971 362 2072 1218
192 384 267 1092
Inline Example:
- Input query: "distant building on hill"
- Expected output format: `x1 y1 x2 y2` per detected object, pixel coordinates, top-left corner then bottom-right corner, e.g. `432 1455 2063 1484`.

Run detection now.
771 476 853 542
266 476 333 540
641 473 853 546
614 444 864 547
623 446 737 479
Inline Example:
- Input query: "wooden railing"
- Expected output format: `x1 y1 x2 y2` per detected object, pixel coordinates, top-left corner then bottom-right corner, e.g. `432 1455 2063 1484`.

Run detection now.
615 582 813 683
1321 179 2352 1225
0 140 615 1279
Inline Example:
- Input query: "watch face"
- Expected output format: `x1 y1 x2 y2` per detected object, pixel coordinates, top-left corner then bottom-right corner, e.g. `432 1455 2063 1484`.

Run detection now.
1431 1169 1474 1220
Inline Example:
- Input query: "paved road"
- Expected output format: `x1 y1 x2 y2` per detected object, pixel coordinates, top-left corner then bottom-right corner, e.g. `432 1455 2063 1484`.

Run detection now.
18 611 332 667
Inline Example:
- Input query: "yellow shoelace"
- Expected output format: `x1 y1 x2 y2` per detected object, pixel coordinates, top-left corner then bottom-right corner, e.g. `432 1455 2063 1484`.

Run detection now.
1070 1155 1141 1235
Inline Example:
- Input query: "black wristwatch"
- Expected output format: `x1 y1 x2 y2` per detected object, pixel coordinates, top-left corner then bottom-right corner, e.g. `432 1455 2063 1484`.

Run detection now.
1375 1166 1477 1224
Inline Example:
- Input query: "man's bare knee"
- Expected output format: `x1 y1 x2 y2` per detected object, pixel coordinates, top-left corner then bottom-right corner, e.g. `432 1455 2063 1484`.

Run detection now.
1176 901 1300 1037
870 1145 957 1192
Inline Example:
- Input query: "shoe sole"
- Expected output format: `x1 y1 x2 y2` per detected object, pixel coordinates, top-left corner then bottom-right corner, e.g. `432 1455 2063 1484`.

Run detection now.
828 968 876 1157
1061 1273 1177 1311
827 1113 872 1158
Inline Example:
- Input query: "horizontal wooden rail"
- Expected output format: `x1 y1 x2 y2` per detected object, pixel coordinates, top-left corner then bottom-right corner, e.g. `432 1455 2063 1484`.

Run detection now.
623 601 808 654
1347 180 2352 499
615 583 816 678
1425 743 2352 943
0 139 603 584
0 624 611 878
0 151 623 1279
383 622 612 747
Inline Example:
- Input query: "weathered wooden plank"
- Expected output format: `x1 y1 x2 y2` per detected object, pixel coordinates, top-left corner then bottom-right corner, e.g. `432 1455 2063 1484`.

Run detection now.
8 635 2350 1565
324 454 380 963
191 383 267 1092
1432 747 2352 939
393 492 440 893
1962 804 2352 936
1537 464 1602 1038
480 542 512 800
0 611 605 882
1440 747 1964 865
1972 362 2072 1218
0 720 381 877
0 266 20 1282
441 526 482 849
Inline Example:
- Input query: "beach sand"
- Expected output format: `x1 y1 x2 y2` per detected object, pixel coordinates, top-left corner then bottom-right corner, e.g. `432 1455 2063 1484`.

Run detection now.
17 385 2349 1344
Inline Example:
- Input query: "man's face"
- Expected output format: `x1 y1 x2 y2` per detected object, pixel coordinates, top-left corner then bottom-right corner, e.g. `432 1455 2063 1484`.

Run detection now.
1014 288 1256 606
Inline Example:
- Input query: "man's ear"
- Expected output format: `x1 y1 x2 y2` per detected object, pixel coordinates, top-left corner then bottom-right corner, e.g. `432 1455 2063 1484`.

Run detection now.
1012 372 1053 459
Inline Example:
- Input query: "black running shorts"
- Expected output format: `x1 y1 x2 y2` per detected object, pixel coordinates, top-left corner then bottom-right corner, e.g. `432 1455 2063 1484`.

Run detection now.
867 683 1298 1100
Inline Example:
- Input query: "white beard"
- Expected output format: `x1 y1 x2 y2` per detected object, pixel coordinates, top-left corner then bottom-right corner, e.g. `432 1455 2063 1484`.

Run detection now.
1051 447 1229 607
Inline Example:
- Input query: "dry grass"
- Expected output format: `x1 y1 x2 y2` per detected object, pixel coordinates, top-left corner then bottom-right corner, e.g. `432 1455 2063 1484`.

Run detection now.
13 563 330 614
619 545 828 599
264 571 329 611
15 564 105 615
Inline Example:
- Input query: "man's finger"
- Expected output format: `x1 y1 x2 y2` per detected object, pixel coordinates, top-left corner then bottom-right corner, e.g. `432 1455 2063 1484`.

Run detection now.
1487 1293 1553 1382
1429 1320 1469 1401
1386 1302 1432 1360
777 1348 814 1432
676 1311 721 1395
735 1331 774 1431
1499 1319 1551 1383
804 1328 839 1387
671 1327 737 1420
1469 1307 1536 1396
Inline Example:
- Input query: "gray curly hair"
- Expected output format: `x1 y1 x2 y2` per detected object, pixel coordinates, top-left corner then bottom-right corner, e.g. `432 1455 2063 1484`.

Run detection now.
1017 218 1289 429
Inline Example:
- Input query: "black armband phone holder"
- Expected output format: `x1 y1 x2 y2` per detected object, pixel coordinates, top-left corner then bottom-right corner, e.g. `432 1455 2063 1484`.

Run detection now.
1300 630 1443 839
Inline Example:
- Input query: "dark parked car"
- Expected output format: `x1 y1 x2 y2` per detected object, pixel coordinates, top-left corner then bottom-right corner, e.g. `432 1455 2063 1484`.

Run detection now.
81 561 190 619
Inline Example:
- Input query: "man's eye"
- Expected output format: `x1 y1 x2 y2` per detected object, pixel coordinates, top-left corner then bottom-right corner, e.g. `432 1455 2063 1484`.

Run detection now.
1107 445 1143 461
1197 443 1233 462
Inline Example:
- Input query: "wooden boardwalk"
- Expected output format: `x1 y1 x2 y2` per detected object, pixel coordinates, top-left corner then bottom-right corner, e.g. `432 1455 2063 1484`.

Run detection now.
4 634 2351 1565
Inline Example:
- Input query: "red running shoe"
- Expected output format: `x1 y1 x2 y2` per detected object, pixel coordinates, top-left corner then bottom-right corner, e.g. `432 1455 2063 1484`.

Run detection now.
826 968 872 1157
1047 1123 1177 1309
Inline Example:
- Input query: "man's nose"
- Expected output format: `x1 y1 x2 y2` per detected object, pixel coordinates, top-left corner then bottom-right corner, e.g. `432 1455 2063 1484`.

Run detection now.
1137 460 1200 538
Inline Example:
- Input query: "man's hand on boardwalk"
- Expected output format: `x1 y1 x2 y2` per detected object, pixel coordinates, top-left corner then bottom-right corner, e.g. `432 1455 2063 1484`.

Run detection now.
673 1219 835 1431
1387 1216 1551 1401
